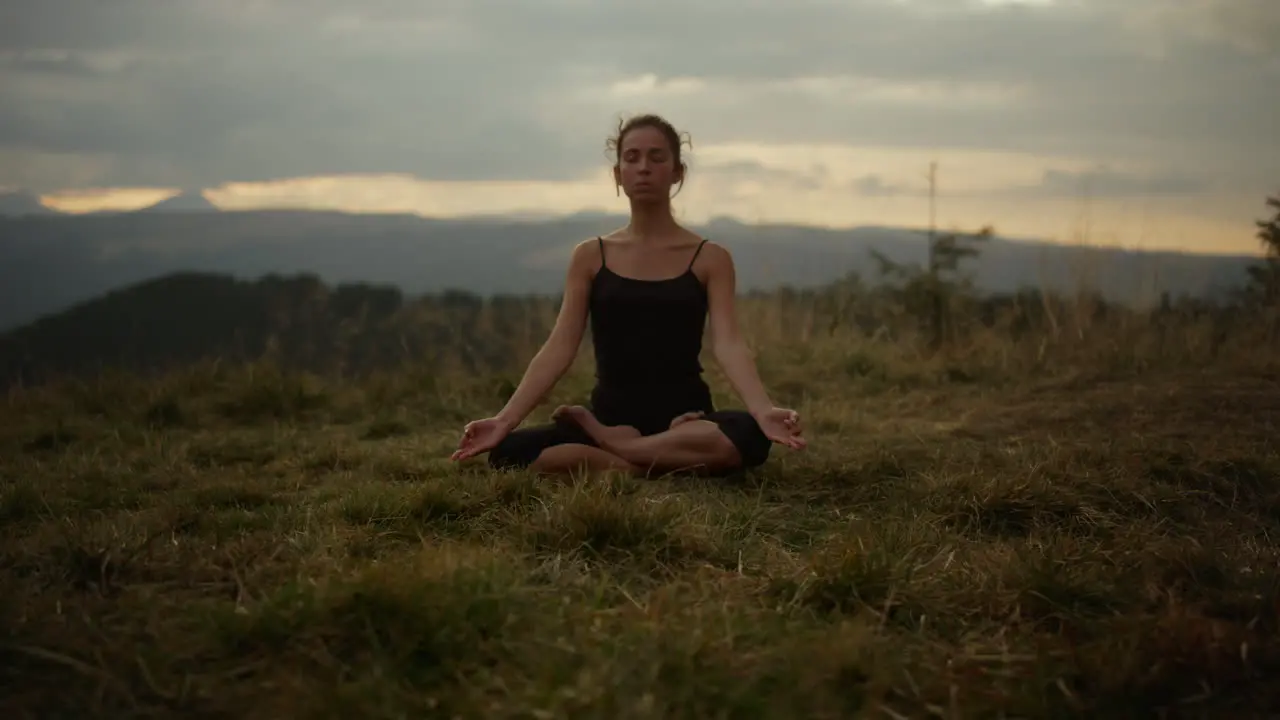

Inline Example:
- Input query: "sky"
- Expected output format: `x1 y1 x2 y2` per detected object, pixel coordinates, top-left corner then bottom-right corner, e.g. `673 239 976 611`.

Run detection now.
1 0 1277 255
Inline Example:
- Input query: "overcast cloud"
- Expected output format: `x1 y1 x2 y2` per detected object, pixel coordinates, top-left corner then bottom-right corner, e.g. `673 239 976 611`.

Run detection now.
0 0 1276 200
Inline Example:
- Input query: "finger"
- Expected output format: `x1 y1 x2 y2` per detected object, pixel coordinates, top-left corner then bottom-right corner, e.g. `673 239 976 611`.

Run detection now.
770 429 800 447
458 430 483 451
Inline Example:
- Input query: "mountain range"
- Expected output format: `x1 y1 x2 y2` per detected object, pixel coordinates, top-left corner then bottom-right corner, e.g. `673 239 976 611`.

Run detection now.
0 188 1263 333
0 190 62 217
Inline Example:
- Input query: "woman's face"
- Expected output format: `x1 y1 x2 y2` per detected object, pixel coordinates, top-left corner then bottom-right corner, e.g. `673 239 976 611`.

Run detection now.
614 125 681 202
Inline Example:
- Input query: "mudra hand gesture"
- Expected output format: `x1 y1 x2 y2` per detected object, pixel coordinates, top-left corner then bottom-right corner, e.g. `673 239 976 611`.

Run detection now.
753 406 806 450
450 416 514 462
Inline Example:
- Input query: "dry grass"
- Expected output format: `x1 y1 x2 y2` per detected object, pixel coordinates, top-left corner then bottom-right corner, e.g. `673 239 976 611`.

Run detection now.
2 294 1280 719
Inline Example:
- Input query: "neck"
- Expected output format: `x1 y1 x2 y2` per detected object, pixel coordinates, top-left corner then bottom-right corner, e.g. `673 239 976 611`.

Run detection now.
626 200 679 240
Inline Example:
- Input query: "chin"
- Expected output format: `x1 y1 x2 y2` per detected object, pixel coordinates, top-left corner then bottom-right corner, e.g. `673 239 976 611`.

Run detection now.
627 189 669 203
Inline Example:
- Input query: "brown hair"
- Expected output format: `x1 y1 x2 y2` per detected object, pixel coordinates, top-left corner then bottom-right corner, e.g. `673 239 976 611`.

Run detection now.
606 113 692 196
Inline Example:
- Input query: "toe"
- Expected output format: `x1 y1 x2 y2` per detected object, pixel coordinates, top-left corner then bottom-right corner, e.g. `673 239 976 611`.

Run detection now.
669 411 704 428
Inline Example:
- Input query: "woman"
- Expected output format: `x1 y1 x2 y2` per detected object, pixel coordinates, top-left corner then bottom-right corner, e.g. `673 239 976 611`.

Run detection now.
450 113 806 477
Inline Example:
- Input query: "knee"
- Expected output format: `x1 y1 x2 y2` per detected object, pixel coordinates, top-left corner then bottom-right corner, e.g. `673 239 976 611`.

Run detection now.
735 426 771 469
487 433 534 471
709 411 771 469
488 422 595 472
739 434 771 469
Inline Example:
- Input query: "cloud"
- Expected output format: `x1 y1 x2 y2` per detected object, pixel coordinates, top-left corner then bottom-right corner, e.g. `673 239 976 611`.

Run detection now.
1133 0 1280 57
1012 167 1212 199
0 0 1275 198
850 175 918 198
699 159 829 191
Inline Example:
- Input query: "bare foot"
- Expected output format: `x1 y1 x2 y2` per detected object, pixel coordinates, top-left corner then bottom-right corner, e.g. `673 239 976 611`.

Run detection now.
552 405 640 446
669 411 705 429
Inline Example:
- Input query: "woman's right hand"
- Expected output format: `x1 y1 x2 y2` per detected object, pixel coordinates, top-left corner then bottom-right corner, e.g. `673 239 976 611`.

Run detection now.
450 416 515 462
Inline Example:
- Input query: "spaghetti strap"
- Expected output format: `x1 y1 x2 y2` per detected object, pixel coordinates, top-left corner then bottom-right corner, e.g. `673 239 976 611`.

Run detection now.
687 238 708 270
597 236 607 268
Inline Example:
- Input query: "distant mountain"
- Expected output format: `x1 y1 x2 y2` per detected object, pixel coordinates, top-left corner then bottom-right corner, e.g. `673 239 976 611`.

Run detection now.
0 209 1261 332
0 190 61 217
137 190 219 213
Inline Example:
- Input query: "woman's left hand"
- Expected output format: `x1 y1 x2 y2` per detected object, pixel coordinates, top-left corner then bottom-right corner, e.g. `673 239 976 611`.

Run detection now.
753 407 807 450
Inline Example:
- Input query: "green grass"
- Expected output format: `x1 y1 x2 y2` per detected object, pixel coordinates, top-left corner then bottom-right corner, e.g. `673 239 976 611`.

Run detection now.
2 335 1280 718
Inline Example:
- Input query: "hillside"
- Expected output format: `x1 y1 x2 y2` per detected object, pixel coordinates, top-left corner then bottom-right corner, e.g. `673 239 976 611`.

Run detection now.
0 271 562 388
2 283 1278 717
0 209 1259 332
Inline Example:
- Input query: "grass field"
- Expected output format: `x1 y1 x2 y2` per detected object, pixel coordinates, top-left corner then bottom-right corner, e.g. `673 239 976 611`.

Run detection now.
3 301 1280 718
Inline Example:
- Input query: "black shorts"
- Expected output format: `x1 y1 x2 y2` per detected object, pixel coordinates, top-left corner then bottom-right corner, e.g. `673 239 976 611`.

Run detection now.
487 382 772 473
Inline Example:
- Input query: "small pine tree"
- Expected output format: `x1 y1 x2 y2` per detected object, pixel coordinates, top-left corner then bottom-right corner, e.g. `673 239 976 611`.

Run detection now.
869 225 992 349
865 163 993 349
1258 194 1280 254
1244 193 1280 306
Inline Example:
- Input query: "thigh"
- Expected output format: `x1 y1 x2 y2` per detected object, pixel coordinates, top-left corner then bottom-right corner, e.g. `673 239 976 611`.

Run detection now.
488 418 596 471
703 410 772 469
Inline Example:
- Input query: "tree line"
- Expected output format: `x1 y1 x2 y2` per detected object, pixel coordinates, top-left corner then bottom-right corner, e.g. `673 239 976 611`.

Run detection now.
1 193 1276 388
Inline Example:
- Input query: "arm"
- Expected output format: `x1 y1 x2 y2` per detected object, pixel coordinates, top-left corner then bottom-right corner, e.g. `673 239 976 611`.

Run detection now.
704 242 775 417
494 240 595 428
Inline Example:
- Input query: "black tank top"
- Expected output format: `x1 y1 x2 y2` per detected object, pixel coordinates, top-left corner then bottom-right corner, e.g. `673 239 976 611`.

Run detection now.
588 236 709 392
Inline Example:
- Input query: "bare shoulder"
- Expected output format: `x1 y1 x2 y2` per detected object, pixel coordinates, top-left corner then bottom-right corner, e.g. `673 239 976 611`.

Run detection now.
569 236 605 264
697 239 735 272
699 238 732 259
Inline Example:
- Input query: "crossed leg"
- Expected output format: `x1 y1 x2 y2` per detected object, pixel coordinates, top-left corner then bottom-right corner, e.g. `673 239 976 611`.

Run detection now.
551 406 741 477
528 443 637 477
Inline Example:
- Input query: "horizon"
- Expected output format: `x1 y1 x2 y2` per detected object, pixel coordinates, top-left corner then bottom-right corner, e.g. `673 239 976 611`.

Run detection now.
2 187 1265 261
